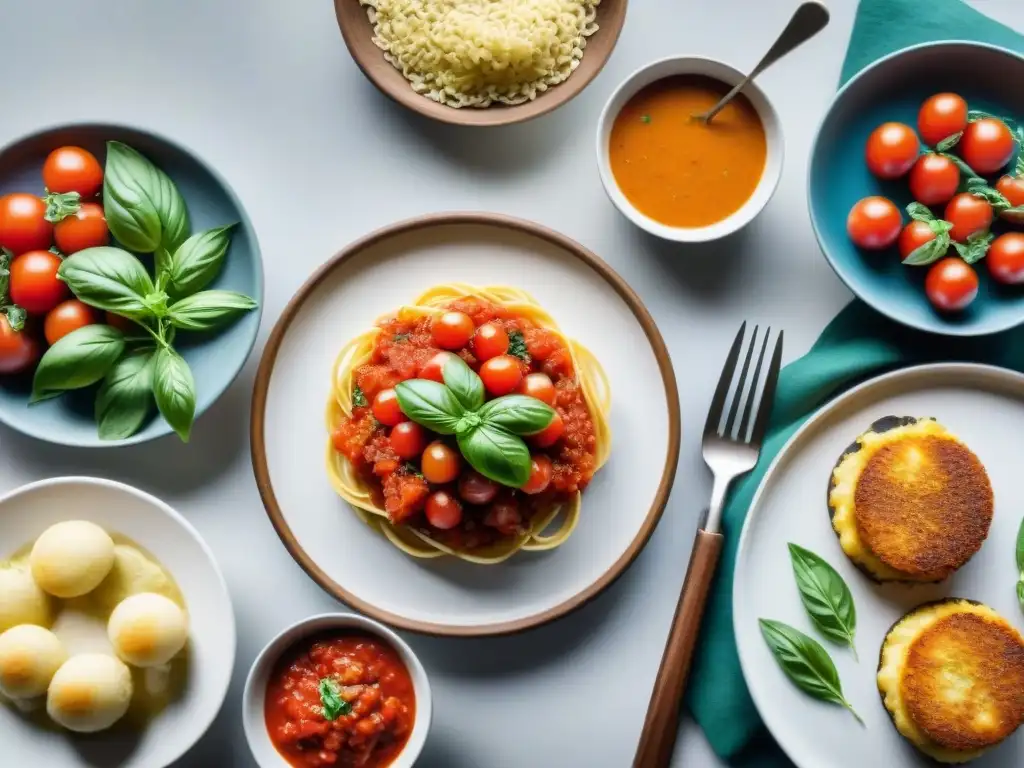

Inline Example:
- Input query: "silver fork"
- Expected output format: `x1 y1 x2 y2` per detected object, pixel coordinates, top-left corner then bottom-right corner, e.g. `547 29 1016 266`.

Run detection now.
634 322 784 768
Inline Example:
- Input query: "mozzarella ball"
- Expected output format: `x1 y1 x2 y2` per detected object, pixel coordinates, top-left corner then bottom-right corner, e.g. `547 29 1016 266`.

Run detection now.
47 654 133 733
108 593 188 668
30 521 115 598
0 625 67 699
0 563 52 632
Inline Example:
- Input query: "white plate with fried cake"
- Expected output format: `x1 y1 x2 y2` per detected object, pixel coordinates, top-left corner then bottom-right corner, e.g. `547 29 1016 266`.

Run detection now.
734 363 1024 767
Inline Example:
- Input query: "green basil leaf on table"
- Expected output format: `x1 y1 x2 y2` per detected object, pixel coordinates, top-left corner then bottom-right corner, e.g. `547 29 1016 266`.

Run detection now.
457 424 532 488
153 347 197 443
95 349 156 440
441 354 484 412
166 224 236 298
58 247 155 316
953 231 994 265
318 678 350 721
394 379 463 435
103 141 190 255
31 325 125 402
507 329 530 362
758 619 863 724
787 543 858 658
935 132 962 152
477 394 554 435
166 290 257 332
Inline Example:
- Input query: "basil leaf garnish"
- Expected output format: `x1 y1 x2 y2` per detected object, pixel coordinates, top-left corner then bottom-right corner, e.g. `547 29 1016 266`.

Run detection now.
953 231 994 265
905 202 935 223
2 306 26 333
507 329 530 362
95 349 155 440
31 325 125 402
58 247 155 316
457 424 531 488
318 677 351 721
152 347 196 442
166 224 236 298
167 289 257 332
477 395 554 435
442 354 484 412
394 379 463 434
758 619 862 724
352 385 367 408
787 544 857 659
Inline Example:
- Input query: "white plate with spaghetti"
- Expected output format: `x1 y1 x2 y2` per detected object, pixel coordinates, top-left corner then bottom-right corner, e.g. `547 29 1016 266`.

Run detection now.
251 213 679 636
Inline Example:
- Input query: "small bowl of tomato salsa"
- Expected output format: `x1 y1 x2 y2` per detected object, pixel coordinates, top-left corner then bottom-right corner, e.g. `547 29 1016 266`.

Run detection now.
243 614 430 768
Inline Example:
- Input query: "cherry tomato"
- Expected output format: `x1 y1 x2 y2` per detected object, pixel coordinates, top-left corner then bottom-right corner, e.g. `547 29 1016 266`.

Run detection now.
0 314 40 374
430 311 474 350
521 455 553 494
847 196 902 249
995 175 1024 225
371 388 406 427
945 193 993 242
9 250 68 315
898 220 940 262
517 372 556 405
54 202 108 254
917 93 968 147
44 300 97 346
389 421 426 459
532 411 564 448
987 233 1024 285
908 153 960 206
472 322 509 362
42 147 103 199
0 194 52 255
484 500 521 535
925 257 978 312
421 441 460 484
425 491 462 530
865 122 920 179
105 312 136 333
458 471 498 505
418 351 454 383
479 355 522 396
960 118 1016 175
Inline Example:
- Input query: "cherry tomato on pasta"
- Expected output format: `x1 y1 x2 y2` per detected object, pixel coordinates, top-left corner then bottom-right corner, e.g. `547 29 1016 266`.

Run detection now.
44 300 97 345
421 441 460 484
54 202 108 254
484 500 521 535
945 193 993 242
521 455 553 494
0 194 52 255
987 233 1024 285
898 221 940 262
847 196 902 250
0 314 39 374
908 153 960 206
960 118 1016 175
390 421 426 459
925 257 978 312
9 250 67 315
531 411 564 448
42 146 103 198
458 471 498 505
371 388 406 426
865 122 919 179
418 351 454 382
995 175 1024 225
917 93 967 147
472 322 509 361
425 491 462 530
431 311 474 350
480 355 522 396
517 372 556 405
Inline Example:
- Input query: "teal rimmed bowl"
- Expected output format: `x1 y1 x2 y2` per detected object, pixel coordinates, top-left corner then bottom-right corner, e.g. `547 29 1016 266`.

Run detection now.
0 124 263 446
809 41 1024 336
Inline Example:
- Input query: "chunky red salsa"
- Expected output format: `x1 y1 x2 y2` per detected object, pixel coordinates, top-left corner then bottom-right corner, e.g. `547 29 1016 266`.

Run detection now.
265 633 415 768
331 297 598 550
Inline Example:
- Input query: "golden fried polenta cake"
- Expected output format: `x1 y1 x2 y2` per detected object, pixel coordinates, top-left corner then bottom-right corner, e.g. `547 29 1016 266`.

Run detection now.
828 417 993 582
878 600 1024 763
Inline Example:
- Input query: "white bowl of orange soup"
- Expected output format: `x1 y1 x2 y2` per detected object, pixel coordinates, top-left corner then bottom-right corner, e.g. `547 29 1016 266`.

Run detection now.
597 56 784 242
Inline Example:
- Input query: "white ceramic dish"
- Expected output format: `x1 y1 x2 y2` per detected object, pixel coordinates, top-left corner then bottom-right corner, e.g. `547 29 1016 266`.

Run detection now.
0 477 235 768
733 364 1024 767
242 613 431 768
596 56 784 243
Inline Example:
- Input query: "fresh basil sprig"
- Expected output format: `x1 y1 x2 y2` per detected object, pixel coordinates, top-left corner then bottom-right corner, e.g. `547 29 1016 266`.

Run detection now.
0 249 26 332
759 619 863 724
954 231 994 265
966 177 1014 213
31 325 126 402
902 203 952 266
787 544 857 659
317 677 351 721
1016 516 1024 615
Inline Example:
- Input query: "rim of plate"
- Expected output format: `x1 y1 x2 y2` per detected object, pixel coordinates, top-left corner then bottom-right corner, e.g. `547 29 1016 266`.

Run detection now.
806 40 1024 338
0 120 265 446
249 211 681 637
731 361 1024 768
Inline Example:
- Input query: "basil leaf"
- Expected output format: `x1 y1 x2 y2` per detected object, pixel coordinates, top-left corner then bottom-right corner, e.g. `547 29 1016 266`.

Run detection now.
95 349 155 440
0 249 10 299
940 152 982 180
31 325 125 402
457 424 531 488
905 202 935 223
58 247 154 316
318 678 350 721
352 385 367 408
935 132 962 152
394 379 463 434
441 355 484 412
103 141 190 255
477 395 555 435
953 231 994 265
1017 579 1024 615
166 224 236 298
787 544 857 657
758 619 863 723
902 233 949 266
507 329 530 362
1 306 26 333
966 178 1012 211
152 347 196 442
167 290 257 332
1016 516 1024 574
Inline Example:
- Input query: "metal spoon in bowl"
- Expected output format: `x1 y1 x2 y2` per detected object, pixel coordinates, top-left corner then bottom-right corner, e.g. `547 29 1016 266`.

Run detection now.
694 1 831 124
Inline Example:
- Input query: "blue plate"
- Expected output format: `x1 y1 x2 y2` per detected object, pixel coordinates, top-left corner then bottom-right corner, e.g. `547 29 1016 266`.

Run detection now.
809 41 1024 337
0 124 263 446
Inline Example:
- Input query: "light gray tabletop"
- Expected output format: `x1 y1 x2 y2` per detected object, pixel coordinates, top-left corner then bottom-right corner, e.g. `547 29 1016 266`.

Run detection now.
2 0 1021 766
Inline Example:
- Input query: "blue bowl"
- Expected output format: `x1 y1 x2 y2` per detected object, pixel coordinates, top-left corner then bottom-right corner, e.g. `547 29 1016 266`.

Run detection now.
809 41 1024 336
0 124 263 446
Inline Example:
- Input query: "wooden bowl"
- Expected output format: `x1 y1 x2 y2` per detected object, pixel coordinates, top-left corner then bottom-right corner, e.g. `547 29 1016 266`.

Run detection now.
333 0 628 127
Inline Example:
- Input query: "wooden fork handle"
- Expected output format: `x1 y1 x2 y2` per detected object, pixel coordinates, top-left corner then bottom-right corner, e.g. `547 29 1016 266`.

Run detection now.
633 529 725 768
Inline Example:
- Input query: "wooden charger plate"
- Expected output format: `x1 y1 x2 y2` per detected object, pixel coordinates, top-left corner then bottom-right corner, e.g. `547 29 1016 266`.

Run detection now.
250 213 679 636
333 0 628 127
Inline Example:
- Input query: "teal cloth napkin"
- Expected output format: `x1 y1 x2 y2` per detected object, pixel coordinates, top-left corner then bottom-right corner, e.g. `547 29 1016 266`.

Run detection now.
685 1 1024 766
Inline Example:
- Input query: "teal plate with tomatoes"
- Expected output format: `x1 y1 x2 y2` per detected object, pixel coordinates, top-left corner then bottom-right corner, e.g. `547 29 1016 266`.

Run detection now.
809 41 1024 336
0 124 263 446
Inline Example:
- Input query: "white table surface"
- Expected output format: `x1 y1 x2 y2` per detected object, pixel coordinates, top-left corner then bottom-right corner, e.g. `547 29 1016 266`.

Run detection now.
1 0 1021 766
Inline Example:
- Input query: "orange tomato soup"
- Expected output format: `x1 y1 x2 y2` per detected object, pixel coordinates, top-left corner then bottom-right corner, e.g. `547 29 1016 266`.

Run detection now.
609 75 767 228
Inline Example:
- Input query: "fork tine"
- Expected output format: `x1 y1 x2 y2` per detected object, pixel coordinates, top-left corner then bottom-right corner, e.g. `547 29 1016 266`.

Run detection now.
724 325 758 439
738 327 771 442
703 322 746 437
749 330 784 448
